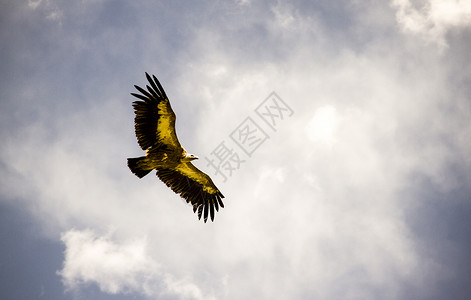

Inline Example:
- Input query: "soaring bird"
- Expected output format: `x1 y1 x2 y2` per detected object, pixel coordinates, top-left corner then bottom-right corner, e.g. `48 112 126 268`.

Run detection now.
127 73 224 222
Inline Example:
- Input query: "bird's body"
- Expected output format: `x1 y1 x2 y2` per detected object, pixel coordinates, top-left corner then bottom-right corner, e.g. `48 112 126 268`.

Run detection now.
127 73 224 222
130 147 186 174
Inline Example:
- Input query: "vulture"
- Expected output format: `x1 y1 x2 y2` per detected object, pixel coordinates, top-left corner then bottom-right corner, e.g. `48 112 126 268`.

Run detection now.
127 73 224 222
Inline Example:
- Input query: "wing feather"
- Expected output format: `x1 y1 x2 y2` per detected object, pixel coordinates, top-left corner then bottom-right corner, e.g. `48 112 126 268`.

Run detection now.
146 73 163 98
131 73 181 150
134 85 154 99
156 163 224 222
153 74 168 99
130 92 148 102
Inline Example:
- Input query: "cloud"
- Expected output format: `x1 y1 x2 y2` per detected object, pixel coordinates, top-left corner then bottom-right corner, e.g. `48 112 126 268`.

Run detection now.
59 229 212 300
1 1 471 299
306 105 340 147
27 0 64 22
392 0 471 48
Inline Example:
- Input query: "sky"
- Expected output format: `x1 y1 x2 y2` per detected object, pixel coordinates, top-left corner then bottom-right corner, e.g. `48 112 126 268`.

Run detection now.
1 0 471 299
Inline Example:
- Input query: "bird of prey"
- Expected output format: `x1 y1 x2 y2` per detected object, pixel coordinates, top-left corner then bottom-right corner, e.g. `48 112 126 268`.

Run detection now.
127 73 224 222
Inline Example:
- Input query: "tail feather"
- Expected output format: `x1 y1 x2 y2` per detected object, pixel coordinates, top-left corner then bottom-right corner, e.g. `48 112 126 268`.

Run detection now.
127 157 152 178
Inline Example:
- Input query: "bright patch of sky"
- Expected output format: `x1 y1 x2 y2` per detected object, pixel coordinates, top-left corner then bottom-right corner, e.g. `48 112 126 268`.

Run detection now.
306 105 339 146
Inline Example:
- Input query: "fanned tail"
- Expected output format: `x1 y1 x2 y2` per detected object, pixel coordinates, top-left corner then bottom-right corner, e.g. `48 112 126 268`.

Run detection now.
127 157 152 178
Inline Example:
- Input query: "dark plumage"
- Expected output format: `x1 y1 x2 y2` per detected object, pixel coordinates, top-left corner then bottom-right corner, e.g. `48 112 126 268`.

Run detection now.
127 73 224 222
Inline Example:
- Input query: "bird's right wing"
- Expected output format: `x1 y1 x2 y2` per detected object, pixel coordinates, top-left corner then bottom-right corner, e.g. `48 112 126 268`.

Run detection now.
131 73 181 150
156 162 225 222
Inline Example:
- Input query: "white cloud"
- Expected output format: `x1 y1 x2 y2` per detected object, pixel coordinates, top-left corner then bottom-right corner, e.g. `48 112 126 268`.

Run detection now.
306 105 340 147
27 0 63 22
59 229 212 299
28 0 42 10
59 229 158 295
392 0 471 48
271 1 295 28
236 0 251 6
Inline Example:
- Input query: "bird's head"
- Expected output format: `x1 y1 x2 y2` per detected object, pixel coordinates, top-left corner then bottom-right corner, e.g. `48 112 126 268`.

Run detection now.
183 153 199 162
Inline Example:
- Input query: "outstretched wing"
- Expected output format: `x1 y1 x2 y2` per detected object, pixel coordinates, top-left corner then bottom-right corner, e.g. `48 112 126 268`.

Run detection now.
156 163 225 222
131 73 181 150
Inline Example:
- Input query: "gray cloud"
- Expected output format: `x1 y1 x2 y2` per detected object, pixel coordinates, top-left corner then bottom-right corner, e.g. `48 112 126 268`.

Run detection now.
392 0 471 49
1 1 470 300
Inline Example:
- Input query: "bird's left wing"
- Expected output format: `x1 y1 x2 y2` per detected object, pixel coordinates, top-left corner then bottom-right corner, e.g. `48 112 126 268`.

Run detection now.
156 163 225 222
131 73 181 150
